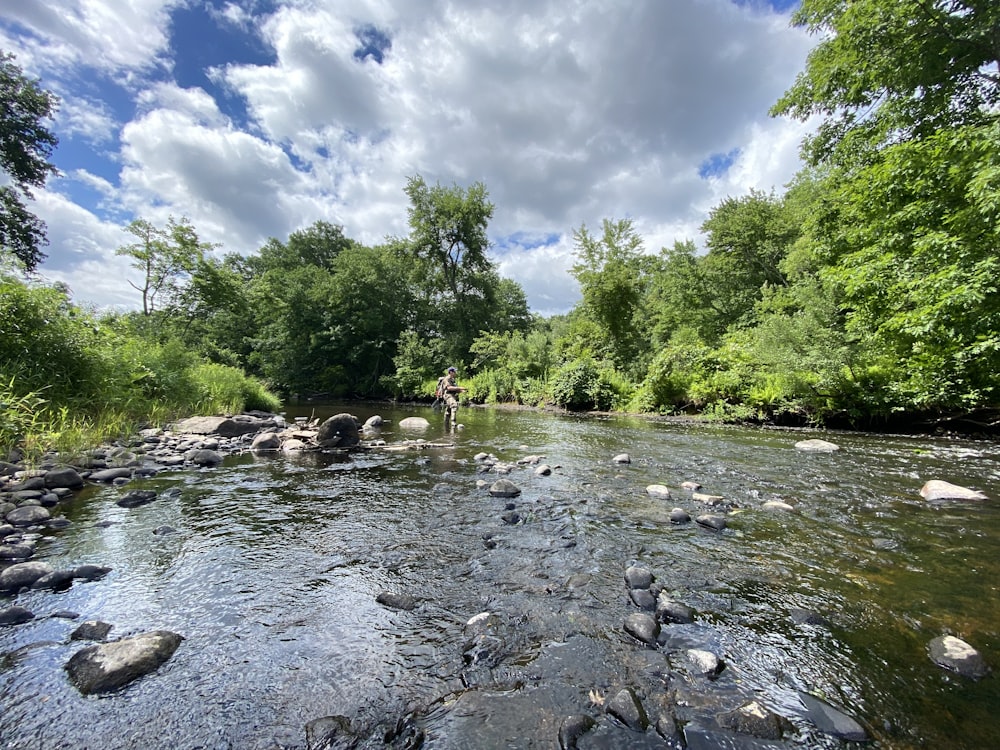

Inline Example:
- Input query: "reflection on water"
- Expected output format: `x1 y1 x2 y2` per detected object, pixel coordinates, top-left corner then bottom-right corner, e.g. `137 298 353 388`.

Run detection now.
2 402 1000 749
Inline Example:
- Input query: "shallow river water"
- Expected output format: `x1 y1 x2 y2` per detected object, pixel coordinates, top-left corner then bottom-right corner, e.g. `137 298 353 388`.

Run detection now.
2 402 999 749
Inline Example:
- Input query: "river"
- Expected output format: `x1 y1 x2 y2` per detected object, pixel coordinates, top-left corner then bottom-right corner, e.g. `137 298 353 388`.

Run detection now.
1 402 999 749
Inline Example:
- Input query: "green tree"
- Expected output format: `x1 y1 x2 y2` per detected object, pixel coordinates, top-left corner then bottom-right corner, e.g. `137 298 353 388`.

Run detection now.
0 52 59 271
116 217 215 315
403 175 496 360
569 217 649 371
698 189 796 339
773 0 1000 416
772 0 1000 167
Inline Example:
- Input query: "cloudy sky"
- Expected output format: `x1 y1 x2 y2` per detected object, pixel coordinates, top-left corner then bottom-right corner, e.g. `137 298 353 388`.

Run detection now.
1 0 815 316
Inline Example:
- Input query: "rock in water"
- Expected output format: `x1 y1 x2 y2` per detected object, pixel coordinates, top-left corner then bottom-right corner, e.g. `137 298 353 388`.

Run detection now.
919 480 988 502
315 413 361 448
927 635 989 678
65 630 184 694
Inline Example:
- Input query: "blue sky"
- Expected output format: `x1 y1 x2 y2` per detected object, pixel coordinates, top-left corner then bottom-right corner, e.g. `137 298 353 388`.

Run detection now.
1 0 814 314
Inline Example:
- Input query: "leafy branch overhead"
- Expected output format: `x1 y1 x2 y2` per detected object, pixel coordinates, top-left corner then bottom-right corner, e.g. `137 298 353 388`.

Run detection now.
0 51 59 271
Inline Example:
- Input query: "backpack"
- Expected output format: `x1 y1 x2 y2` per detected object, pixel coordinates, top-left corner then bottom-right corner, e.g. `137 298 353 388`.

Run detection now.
435 377 446 399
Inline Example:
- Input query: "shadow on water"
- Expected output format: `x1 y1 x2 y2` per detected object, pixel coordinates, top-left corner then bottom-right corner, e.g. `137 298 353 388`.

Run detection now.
2 401 1000 749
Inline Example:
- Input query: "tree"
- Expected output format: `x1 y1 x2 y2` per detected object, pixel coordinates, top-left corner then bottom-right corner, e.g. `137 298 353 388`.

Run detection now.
116 217 214 315
772 0 1000 416
772 0 1000 167
403 175 496 360
570 217 649 371
698 189 797 338
0 52 59 271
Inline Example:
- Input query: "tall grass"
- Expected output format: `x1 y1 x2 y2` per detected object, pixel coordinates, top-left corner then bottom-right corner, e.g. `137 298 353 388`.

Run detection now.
0 275 280 462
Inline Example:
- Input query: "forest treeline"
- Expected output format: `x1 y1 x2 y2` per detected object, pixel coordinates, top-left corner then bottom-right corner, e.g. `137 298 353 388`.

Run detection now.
2 0 999 457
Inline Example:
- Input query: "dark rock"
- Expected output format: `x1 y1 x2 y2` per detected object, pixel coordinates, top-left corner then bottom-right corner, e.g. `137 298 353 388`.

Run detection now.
8 476 45 492
695 514 727 531
71 620 114 641
797 691 868 741
606 687 649 731
0 561 54 593
489 479 521 498
5 505 51 527
789 608 829 627
624 612 660 646
0 543 35 560
74 564 112 581
718 700 788 740
558 713 597 749
44 466 84 489
0 606 35 626
30 569 76 591
500 511 521 525
64 630 184 694
251 432 281 450
927 635 989 678
315 413 361 448
624 565 653 589
655 595 695 624
629 588 656 610
116 489 158 508
88 468 134 483
376 592 416 611
153 525 177 536
185 449 223 467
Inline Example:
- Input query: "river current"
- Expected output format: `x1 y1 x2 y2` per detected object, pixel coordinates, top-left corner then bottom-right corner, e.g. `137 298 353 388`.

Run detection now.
1 402 999 749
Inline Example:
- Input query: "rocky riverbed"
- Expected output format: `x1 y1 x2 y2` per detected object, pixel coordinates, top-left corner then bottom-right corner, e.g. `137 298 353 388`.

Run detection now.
1 409 995 749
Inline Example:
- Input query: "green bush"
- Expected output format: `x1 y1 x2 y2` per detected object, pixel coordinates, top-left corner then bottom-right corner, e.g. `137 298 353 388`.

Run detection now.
549 357 628 411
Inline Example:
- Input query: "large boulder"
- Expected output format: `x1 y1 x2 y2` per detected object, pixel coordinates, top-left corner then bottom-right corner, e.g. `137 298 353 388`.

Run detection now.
398 417 430 430
795 439 840 453
64 630 184 694
0 561 54 593
44 466 84 489
5 505 51 527
315 413 361 448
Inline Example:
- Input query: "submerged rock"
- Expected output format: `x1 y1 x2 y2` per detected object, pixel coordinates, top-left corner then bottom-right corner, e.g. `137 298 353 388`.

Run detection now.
919 480 988 502
797 691 868 741
927 635 989 678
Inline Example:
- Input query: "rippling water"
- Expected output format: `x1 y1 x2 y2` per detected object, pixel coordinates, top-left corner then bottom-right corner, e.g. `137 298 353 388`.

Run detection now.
2 403 999 749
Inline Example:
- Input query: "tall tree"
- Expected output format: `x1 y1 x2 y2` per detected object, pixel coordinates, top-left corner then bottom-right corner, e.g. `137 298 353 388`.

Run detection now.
570 217 649 370
772 0 1000 415
403 175 496 361
116 217 215 315
0 52 59 271
699 189 797 338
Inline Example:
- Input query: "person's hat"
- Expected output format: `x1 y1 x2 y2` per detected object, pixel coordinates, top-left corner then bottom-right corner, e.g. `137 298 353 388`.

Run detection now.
448 366 457 372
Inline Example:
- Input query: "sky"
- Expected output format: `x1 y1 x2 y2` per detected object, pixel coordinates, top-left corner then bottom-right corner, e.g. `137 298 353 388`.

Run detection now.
0 0 815 316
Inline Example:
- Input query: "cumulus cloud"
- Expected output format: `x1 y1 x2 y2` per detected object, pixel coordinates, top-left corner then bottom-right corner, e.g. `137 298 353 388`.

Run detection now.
2 0 816 313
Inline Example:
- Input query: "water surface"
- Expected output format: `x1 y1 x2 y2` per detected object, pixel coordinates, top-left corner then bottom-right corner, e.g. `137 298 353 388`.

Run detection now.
2 403 999 749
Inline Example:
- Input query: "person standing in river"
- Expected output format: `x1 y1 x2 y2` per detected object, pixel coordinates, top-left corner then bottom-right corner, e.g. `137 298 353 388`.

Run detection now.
437 366 466 427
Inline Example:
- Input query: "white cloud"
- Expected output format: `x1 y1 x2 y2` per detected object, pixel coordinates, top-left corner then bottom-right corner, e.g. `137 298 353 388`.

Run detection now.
4 0 817 314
